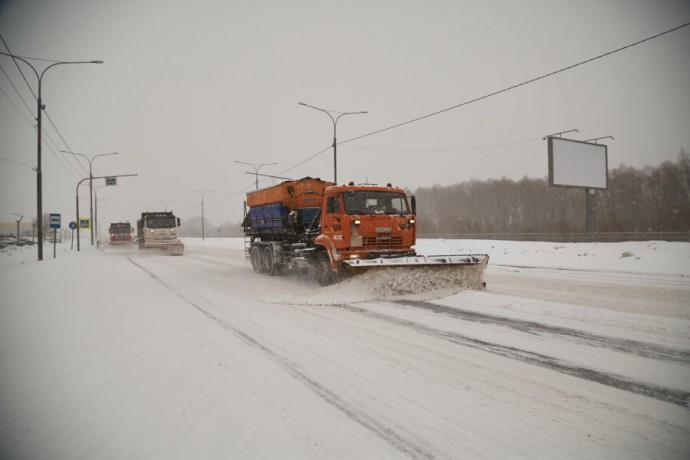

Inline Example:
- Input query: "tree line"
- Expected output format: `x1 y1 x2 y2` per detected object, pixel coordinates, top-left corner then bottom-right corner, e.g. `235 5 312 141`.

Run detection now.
412 150 690 236
169 150 690 238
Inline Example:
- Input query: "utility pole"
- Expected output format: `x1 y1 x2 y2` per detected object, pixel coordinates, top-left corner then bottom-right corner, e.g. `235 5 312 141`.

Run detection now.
191 189 214 240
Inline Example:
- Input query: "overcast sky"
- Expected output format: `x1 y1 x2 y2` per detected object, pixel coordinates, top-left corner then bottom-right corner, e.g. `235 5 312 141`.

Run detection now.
1 0 689 229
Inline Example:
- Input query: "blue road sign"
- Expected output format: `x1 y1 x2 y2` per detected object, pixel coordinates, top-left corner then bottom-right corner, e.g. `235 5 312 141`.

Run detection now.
49 213 61 229
69 221 77 230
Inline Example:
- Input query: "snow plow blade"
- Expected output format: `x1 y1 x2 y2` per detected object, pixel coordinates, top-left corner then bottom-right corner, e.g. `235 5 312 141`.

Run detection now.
341 254 489 293
343 254 489 270
139 242 185 256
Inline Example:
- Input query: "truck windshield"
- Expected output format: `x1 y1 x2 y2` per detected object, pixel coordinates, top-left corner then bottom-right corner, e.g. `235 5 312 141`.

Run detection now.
146 218 176 228
343 191 410 215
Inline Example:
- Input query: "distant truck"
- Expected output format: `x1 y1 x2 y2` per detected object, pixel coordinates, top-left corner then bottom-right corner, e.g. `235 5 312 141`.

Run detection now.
242 177 487 285
108 222 133 245
136 211 184 255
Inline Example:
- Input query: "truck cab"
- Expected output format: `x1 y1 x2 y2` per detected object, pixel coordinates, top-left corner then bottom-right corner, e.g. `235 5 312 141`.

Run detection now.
317 183 417 268
108 222 133 245
137 211 184 255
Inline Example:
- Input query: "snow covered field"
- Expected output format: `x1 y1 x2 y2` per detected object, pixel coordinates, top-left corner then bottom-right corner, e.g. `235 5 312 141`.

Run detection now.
1 238 689 459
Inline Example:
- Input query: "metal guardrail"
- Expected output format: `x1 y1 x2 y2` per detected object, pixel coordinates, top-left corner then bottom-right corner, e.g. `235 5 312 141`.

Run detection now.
418 232 690 243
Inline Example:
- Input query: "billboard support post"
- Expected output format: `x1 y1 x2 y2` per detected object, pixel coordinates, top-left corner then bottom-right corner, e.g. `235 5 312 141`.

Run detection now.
586 189 595 238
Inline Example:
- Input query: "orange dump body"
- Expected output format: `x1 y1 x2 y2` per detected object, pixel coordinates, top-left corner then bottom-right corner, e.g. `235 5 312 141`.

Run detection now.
246 177 334 210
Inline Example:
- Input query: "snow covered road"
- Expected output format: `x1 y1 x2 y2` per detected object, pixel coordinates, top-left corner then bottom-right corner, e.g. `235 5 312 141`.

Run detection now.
1 238 689 459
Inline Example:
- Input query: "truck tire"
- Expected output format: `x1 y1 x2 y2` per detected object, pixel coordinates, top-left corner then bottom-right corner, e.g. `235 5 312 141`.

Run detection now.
312 251 337 286
263 246 280 276
250 246 265 273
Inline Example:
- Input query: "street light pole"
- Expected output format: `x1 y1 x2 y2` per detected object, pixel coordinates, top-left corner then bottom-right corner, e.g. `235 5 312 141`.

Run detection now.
234 161 277 190
75 173 138 251
62 151 118 245
155 200 177 212
13 214 23 245
298 102 367 184
0 51 103 261
94 186 109 243
191 190 214 240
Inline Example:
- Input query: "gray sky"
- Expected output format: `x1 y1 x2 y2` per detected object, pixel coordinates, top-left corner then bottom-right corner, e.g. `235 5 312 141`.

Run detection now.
1 0 689 229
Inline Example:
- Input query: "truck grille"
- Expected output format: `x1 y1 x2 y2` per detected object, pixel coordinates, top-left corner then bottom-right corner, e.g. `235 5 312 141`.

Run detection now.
362 236 403 247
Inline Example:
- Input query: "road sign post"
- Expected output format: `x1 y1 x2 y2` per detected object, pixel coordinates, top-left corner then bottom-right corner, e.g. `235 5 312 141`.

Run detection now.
69 221 77 250
49 213 61 258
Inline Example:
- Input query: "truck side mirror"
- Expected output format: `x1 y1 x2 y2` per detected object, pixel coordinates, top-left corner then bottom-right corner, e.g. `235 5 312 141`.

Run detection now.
410 196 416 214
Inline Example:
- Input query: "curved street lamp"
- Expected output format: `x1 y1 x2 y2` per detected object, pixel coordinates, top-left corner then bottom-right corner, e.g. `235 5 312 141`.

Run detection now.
0 51 103 260
298 102 367 184
155 199 177 211
62 151 118 245
234 161 277 190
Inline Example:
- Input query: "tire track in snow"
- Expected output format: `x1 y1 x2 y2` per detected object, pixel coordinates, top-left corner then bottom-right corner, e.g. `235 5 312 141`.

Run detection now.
323 302 690 408
127 257 435 459
395 300 690 365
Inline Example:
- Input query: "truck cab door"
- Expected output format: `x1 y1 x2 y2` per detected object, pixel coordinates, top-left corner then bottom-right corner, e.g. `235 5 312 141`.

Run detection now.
321 194 343 241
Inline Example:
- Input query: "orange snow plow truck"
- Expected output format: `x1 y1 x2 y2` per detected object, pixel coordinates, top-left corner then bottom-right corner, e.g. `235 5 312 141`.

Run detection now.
108 222 133 245
242 177 488 286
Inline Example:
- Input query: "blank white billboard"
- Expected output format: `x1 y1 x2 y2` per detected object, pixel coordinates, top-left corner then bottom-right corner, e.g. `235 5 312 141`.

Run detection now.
548 137 608 189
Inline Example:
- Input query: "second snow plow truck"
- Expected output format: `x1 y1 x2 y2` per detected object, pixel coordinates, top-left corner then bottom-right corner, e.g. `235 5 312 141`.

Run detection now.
242 177 488 287
137 211 184 255
108 222 133 246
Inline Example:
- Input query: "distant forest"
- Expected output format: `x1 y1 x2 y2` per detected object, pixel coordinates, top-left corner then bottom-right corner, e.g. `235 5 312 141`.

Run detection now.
412 150 690 236
182 150 690 238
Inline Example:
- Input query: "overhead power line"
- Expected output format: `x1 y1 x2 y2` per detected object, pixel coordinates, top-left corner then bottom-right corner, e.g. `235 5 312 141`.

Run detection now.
268 23 690 187
0 35 89 179
342 137 541 154
0 83 34 125
163 21 690 212
339 22 690 146
0 63 34 116
0 156 35 168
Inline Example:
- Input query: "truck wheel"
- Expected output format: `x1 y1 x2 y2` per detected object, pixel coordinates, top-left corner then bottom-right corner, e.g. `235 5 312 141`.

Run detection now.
263 246 279 276
313 251 337 286
250 246 265 273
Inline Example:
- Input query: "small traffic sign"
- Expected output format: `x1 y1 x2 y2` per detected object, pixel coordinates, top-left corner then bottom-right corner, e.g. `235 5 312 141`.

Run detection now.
69 221 77 230
79 218 90 229
49 213 61 229
105 176 117 186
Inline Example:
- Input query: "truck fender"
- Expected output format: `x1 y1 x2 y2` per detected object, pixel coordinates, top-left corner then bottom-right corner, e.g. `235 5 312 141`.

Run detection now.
313 235 340 270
